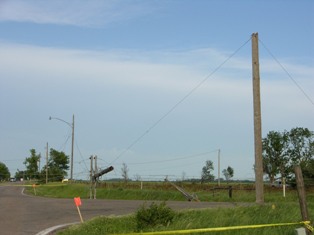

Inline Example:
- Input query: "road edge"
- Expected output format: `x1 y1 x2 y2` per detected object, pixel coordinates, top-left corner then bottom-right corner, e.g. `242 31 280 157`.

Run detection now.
35 222 79 235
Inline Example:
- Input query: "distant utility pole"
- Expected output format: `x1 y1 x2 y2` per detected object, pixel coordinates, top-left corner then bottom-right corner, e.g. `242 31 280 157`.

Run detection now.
218 149 221 186
70 114 74 181
251 32 264 204
89 156 94 199
46 142 48 184
93 155 98 199
49 114 74 180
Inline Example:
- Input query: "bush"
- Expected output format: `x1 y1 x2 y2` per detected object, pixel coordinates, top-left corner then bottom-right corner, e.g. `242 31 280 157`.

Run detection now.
135 202 175 231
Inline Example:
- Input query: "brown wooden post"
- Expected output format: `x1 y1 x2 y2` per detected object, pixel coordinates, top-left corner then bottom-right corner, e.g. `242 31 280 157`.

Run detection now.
228 186 232 198
251 32 264 204
294 165 311 235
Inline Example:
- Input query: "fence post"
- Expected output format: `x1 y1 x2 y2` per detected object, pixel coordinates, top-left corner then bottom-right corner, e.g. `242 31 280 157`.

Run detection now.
228 186 232 198
294 165 311 235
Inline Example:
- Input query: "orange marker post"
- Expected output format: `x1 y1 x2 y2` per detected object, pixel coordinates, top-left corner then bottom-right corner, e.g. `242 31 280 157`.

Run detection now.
74 197 84 223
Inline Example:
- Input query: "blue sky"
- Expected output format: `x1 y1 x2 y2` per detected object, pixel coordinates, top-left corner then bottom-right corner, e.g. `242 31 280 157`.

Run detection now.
0 0 313 181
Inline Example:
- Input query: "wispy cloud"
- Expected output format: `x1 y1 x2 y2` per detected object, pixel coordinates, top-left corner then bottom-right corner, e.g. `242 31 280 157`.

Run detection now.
0 0 153 27
1 41 313 95
1 41 313 119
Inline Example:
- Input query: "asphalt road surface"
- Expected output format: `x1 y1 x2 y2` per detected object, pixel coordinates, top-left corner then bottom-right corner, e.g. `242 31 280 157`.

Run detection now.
0 184 240 235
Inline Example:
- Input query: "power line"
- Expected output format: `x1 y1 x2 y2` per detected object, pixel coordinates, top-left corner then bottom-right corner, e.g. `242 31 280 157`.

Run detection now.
58 130 71 152
110 38 251 164
127 150 219 165
75 140 89 172
258 38 314 107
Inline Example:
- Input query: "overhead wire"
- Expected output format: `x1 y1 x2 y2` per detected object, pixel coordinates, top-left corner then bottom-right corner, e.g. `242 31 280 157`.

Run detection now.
75 140 89 172
58 129 71 152
258 38 314 107
127 150 219 165
110 37 252 165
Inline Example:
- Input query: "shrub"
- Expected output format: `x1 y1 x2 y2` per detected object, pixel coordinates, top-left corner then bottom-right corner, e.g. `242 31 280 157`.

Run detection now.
135 202 175 231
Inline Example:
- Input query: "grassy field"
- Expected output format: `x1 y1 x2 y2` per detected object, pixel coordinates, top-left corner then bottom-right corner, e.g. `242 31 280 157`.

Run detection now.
26 181 309 202
25 181 314 235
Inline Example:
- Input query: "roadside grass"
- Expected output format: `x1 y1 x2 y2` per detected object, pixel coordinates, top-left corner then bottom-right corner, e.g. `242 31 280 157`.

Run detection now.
57 202 314 235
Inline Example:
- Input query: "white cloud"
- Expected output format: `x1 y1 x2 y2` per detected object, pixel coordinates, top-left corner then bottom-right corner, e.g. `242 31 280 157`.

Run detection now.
0 0 153 27
1 41 313 101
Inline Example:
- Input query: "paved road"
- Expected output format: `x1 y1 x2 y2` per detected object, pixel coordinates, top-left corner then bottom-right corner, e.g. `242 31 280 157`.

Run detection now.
0 184 240 235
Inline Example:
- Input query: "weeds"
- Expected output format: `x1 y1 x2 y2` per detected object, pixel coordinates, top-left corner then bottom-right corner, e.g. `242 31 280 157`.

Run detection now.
135 202 175 231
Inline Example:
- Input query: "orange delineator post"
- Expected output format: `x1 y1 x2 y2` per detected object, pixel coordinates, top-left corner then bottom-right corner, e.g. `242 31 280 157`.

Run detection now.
74 197 83 223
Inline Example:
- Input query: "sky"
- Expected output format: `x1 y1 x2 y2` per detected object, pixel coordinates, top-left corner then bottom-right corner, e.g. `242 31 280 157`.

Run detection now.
0 0 313 181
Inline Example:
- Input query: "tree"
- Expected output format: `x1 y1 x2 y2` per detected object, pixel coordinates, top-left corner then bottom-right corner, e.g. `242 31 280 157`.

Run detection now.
24 149 41 180
40 148 69 182
262 131 289 184
222 166 234 182
121 162 129 183
201 160 214 183
287 127 314 167
15 169 25 180
0 162 10 181
302 158 314 181
262 127 314 182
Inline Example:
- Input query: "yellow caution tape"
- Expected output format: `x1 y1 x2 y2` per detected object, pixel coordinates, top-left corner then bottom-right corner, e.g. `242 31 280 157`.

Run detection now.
115 221 312 235
304 222 313 232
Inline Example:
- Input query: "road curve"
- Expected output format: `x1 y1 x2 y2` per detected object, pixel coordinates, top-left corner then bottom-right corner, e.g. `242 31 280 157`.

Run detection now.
0 184 240 235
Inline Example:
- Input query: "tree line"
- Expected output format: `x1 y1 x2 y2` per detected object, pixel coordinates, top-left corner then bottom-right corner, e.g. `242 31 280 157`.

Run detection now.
199 127 313 185
1 126 312 184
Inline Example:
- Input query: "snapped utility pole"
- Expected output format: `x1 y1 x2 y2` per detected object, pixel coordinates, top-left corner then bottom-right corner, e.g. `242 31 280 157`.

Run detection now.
93 155 98 199
251 32 264 204
89 155 94 199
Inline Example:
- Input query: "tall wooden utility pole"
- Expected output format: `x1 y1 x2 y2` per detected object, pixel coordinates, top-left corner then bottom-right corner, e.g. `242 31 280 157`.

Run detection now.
251 32 264 204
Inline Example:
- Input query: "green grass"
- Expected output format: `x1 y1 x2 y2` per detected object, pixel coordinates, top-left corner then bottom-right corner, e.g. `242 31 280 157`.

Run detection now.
58 202 314 235
26 181 310 203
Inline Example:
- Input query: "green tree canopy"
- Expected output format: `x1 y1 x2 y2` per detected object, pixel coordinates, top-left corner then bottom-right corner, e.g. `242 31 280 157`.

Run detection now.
41 148 69 182
15 169 25 180
0 162 10 181
222 166 234 182
262 130 289 183
288 127 314 167
201 160 214 183
24 149 41 180
262 127 314 183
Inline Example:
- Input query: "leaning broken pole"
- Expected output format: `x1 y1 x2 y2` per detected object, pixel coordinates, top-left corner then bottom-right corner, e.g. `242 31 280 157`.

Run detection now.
166 180 199 202
90 155 114 199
